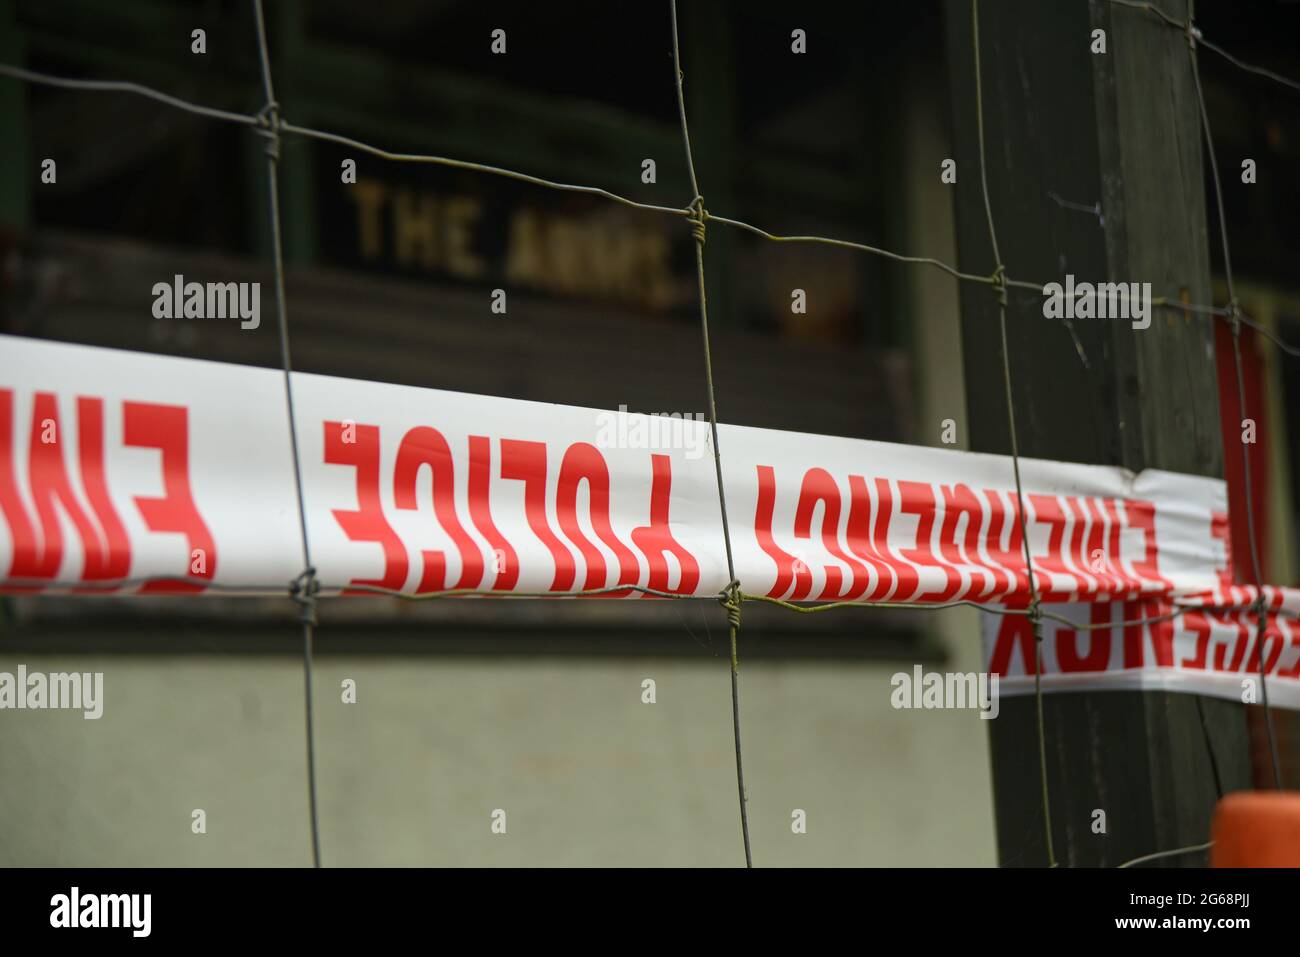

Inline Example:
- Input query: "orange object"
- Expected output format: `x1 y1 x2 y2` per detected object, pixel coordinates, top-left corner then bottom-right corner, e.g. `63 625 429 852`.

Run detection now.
1211 792 1300 867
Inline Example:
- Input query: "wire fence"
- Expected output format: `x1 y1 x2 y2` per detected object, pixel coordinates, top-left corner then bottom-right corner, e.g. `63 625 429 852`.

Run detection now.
0 0 1296 868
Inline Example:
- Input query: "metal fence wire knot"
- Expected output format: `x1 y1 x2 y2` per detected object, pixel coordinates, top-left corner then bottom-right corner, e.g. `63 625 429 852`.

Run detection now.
255 101 282 161
687 195 707 245
290 567 320 626
719 579 743 632
990 263 1008 308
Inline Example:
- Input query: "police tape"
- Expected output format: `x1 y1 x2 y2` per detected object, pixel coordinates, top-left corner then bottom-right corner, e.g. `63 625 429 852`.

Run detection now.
2 334 1296 669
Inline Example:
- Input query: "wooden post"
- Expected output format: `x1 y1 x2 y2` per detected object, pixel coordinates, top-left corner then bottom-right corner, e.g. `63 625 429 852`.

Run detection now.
944 0 1254 866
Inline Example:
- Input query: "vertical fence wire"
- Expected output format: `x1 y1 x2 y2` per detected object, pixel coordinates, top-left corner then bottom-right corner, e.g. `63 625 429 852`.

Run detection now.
670 0 752 869
251 0 323 866
1184 2 1285 789
970 0 1057 868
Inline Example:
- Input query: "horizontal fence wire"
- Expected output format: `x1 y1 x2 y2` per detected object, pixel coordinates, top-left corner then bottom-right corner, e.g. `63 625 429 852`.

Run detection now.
1117 840 1215 868
2 577 1292 624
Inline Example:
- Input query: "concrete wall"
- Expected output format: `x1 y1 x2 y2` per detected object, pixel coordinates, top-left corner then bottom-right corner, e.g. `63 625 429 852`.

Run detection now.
0 619 995 866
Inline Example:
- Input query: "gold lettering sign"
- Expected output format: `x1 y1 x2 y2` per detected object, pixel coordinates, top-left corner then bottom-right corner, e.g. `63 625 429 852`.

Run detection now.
346 176 681 311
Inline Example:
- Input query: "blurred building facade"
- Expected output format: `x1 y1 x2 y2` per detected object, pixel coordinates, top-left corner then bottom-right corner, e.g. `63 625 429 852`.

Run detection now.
0 0 1295 865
